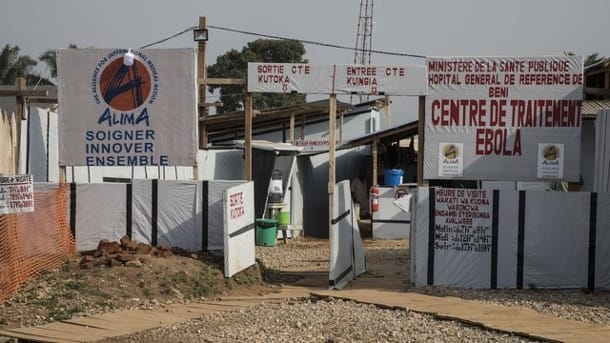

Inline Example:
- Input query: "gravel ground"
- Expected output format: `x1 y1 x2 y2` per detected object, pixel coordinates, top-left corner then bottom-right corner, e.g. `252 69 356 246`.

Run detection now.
112 298 534 343
103 237 610 342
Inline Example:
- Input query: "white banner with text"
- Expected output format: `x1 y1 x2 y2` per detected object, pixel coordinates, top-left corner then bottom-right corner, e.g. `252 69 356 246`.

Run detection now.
424 56 583 181
58 49 197 167
247 63 427 96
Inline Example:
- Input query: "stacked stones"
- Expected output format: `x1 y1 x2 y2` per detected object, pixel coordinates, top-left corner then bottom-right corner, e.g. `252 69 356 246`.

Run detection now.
78 236 173 269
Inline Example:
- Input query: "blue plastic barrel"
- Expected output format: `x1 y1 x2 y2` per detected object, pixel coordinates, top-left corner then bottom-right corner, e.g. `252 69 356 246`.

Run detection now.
384 169 404 186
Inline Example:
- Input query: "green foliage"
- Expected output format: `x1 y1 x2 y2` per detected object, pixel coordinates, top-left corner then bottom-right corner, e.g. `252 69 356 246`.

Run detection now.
39 43 78 79
0 43 53 86
207 39 307 113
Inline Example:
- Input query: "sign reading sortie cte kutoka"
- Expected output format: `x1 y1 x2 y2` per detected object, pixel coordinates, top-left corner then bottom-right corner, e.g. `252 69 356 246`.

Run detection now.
247 63 335 94
58 49 197 167
0 174 34 214
424 56 583 181
247 63 428 95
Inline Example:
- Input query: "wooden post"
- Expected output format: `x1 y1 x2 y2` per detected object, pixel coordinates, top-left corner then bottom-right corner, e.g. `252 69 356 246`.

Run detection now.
289 113 295 142
15 78 26 173
301 114 306 139
372 138 378 186
197 16 207 149
384 95 392 126
244 92 253 181
328 94 337 234
417 95 426 186
339 112 344 143
194 16 207 180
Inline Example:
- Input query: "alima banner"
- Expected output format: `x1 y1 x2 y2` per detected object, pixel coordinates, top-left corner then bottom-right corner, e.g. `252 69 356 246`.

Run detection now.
58 49 197 167
424 56 583 181
247 63 427 95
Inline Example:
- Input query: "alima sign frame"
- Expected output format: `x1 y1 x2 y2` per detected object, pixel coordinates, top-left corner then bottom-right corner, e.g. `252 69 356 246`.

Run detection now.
58 49 197 167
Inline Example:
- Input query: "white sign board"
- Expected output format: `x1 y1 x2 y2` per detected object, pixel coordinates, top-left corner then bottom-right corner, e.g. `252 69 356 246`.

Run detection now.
0 174 34 214
247 63 428 96
223 182 255 277
433 188 493 288
247 63 334 94
334 65 428 96
290 139 340 152
58 48 197 167
424 56 583 181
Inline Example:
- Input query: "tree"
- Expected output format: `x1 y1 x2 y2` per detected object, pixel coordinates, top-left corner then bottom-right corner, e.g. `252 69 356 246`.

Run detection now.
0 43 55 86
39 43 78 80
0 44 37 85
207 39 307 113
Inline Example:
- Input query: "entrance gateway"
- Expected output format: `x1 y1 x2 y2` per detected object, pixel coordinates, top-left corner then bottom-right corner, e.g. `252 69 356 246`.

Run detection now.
247 61 427 288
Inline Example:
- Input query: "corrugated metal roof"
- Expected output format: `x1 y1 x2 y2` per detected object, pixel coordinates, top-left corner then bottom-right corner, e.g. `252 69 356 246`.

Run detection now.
584 58 610 71
583 100 610 119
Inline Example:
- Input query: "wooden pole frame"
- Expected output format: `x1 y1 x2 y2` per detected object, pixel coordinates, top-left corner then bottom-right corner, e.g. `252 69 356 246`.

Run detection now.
193 16 208 180
417 95 426 187
289 113 295 142
372 138 378 186
15 78 26 174
244 92 253 181
328 94 337 235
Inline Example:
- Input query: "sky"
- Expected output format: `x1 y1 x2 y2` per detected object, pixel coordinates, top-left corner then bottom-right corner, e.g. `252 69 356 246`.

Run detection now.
1 0 609 119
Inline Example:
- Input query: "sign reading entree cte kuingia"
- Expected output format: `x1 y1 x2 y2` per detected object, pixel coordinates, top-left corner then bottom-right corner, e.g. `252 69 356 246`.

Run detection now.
247 63 427 95
0 174 34 214
424 56 583 181
58 49 197 167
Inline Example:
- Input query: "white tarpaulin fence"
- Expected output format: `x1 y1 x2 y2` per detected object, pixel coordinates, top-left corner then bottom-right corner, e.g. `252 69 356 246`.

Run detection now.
372 185 412 239
594 109 610 192
61 180 254 276
411 187 610 289
329 180 366 289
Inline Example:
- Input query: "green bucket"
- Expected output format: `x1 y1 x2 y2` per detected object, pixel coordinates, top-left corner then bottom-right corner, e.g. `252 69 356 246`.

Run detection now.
276 211 290 226
255 218 277 247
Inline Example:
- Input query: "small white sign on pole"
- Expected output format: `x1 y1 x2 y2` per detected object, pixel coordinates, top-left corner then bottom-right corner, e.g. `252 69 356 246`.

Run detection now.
0 174 34 214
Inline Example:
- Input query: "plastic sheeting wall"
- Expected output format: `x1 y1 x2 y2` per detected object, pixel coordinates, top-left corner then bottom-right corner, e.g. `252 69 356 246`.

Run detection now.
411 188 610 290
65 180 249 254
205 181 244 251
20 106 59 182
594 110 610 192
329 180 366 289
299 147 369 237
372 186 411 239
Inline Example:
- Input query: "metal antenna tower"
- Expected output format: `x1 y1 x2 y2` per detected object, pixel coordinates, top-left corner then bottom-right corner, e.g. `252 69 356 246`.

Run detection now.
352 0 374 104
